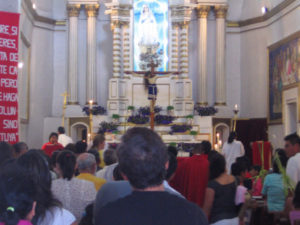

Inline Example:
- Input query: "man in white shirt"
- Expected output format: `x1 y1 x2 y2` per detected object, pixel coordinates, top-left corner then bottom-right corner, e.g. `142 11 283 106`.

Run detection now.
285 133 300 184
58 126 73 147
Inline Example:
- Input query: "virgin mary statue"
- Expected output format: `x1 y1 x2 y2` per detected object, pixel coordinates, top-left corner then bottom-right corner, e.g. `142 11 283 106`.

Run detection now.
138 4 159 47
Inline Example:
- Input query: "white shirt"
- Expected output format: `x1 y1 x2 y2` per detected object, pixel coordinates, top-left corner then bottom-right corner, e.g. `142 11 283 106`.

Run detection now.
222 140 245 173
38 207 75 225
286 153 300 184
96 163 118 181
58 134 73 147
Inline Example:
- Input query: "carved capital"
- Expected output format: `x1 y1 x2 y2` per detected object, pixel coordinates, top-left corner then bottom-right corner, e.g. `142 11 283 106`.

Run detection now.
214 5 228 19
85 4 100 17
67 4 81 17
111 20 122 30
197 5 210 18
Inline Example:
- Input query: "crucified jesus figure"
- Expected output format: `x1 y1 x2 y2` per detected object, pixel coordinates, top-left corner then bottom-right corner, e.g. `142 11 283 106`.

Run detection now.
125 61 179 130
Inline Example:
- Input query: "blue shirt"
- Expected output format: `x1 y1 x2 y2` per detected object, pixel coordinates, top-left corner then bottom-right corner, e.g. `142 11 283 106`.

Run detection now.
262 173 285 212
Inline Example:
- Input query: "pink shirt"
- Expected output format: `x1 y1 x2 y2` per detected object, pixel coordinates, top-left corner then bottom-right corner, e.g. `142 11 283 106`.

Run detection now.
0 220 32 225
290 211 300 225
252 178 263 196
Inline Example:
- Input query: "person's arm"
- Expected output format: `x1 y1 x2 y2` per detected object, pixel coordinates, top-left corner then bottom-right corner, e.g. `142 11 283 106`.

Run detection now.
240 142 245 156
202 187 215 219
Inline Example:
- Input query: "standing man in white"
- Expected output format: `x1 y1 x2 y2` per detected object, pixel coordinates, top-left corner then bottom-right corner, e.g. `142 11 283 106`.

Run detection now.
284 133 300 184
58 126 73 147
222 132 245 174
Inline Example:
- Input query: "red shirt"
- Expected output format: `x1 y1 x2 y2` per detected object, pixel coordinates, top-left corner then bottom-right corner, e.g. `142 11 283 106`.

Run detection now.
41 142 64 157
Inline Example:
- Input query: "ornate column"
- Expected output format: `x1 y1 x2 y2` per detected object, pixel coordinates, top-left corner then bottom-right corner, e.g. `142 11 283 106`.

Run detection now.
67 4 80 104
197 5 210 106
179 22 189 77
215 5 228 105
85 4 99 103
123 22 131 72
170 22 179 71
112 21 122 77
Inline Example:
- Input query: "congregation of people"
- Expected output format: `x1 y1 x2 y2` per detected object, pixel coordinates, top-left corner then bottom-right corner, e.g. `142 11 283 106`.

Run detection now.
2 127 300 225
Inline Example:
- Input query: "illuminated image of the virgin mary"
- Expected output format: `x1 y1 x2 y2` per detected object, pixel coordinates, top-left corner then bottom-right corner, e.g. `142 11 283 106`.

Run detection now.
138 4 159 47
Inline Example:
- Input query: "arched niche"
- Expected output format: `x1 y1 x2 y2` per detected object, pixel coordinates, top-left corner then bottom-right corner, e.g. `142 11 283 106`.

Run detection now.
70 122 89 143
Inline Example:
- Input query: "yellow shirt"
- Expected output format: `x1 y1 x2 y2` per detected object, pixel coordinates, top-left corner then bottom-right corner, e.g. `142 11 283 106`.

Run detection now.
77 173 106 191
98 150 106 169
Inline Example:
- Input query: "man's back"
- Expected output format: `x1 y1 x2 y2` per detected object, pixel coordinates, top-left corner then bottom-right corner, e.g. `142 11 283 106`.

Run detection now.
96 191 208 225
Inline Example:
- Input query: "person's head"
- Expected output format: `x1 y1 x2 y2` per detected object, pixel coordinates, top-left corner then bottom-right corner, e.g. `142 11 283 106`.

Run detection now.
64 143 76 154
231 162 247 181
113 165 123 181
207 150 218 162
92 134 105 150
104 149 117 166
201 141 212 155
16 150 61 224
12 142 28 158
167 146 178 157
236 156 251 171
0 142 13 168
56 150 77 180
57 127 65 135
77 153 97 174
284 133 300 158
50 151 60 171
166 152 177 181
117 127 168 189
249 165 261 177
209 153 226 180
273 148 288 173
48 132 58 144
75 141 87 155
293 182 300 209
192 143 202 154
228 132 237 144
0 165 37 225
79 204 93 225
87 149 101 166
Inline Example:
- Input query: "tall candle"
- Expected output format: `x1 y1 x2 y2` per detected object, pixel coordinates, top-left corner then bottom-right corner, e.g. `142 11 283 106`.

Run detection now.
234 104 238 110
89 100 93 110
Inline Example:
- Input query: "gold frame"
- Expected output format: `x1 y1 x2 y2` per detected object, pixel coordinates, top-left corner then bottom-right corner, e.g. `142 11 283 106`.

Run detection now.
267 31 300 125
20 32 31 124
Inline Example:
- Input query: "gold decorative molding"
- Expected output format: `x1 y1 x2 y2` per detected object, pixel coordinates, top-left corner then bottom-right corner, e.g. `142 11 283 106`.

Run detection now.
67 4 81 17
85 4 100 17
197 5 210 19
67 101 79 105
214 5 228 19
197 102 208 106
215 102 226 106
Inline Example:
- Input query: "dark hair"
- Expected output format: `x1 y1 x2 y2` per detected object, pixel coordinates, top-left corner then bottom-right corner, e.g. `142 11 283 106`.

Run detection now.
104 149 117 165
273 148 288 173
228 132 237 144
293 182 300 208
0 165 37 225
231 162 247 176
12 142 28 157
201 141 212 154
209 153 226 180
92 134 105 149
58 127 65 134
87 149 101 166
0 142 13 168
49 132 58 141
236 156 251 171
75 141 87 154
50 151 60 170
284 133 300 145
79 204 93 225
193 143 202 154
166 152 177 180
56 150 76 180
65 143 76 154
113 165 123 181
208 150 218 162
117 127 168 189
16 150 61 224
250 165 261 172
167 146 178 157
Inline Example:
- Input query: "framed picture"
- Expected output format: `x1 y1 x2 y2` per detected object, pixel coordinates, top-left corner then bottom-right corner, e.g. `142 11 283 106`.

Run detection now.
19 33 31 123
268 31 300 124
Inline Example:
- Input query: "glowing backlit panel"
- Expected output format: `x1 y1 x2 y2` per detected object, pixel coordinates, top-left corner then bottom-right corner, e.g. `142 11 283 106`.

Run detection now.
134 0 169 71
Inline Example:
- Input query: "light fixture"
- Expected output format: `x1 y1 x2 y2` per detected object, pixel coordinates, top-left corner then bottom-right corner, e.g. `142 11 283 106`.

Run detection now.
18 62 24 69
261 6 268 14
32 3 36 10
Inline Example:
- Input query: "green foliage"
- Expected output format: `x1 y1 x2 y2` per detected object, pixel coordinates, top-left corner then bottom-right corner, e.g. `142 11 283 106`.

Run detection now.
127 106 135 111
189 131 198 136
167 106 174 111
112 114 120 119
185 115 194 119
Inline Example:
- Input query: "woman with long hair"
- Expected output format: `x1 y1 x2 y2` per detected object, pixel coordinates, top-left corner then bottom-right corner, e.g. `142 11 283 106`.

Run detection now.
222 132 245 174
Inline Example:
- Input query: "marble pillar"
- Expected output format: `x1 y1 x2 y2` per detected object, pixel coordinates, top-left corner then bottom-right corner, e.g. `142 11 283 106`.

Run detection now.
85 4 99 103
170 22 179 71
215 5 228 105
112 21 122 77
179 22 189 77
67 4 80 104
197 6 210 106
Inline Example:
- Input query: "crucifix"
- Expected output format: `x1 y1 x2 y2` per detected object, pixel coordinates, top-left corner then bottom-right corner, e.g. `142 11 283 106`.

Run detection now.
125 61 178 130
61 92 69 127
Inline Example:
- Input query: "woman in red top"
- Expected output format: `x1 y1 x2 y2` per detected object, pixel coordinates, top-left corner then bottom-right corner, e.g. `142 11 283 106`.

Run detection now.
42 132 64 157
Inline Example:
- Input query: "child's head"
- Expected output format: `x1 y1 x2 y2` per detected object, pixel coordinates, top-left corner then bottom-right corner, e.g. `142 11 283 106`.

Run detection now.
293 182 300 209
231 162 247 181
249 165 261 177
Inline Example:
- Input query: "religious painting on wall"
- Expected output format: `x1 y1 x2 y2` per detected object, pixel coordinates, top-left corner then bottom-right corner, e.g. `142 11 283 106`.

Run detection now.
268 33 300 123
133 0 169 72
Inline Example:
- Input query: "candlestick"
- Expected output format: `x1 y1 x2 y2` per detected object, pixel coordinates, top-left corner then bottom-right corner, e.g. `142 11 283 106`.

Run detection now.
218 140 222 146
61 92 69 127
89 100 93 109
234 104 238 110
214 144 219 151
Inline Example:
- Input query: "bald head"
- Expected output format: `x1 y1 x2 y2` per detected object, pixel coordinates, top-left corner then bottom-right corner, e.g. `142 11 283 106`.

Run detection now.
77 153 96 174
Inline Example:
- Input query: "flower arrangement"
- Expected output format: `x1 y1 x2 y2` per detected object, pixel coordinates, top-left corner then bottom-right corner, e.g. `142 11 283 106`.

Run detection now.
127 114 149 124
82 106 106 116
155 115 175 125
189 131 198 136
138 106 162 116
112 114 120 119
127 106 135 111
170 124 192 133
194 106 218 116
98 121 118 134
167 106 174 111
